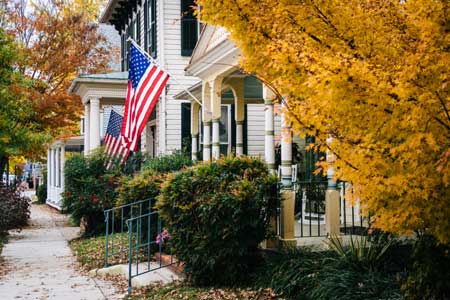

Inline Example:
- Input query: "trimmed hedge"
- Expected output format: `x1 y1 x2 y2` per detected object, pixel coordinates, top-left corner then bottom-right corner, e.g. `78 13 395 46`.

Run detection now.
62 151 121 234
116 168 164 207
158 156 278 285
36 182 47 204
142 152 193 173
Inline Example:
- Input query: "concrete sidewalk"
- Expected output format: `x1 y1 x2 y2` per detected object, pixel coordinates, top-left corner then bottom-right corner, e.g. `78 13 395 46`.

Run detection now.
0 204 121 300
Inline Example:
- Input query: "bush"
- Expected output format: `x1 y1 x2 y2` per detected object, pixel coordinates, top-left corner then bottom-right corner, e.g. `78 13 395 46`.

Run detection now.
158 156 278 285
116 152 193 207
142 152 193 173
62 151 121 235
0 183 30 233
36 182 47 204
116 168 164 207
257 235 405 300
402 235 450 300
255 247 327 299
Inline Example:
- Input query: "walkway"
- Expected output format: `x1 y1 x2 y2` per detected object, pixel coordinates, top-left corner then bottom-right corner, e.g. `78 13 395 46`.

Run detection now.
0 204 120 300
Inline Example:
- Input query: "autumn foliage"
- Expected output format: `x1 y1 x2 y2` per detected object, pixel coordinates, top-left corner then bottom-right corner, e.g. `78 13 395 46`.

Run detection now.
198 0 450 243
0 0 112 162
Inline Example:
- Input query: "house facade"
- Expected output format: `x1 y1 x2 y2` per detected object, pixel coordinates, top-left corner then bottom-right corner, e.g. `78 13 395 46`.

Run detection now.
46 0 202 208
180 25 365 245
46 1 365 245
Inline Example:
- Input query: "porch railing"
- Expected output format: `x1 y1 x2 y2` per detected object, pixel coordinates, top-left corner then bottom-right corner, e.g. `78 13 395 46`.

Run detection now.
294 180 328 237
104 198 152 267
290 180 370 238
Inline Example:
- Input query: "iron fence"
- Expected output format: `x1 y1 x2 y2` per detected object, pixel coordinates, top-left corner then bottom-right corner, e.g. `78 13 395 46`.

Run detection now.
290 180 370 238
294 180 328 237
104 198 152 267
126 211 176 294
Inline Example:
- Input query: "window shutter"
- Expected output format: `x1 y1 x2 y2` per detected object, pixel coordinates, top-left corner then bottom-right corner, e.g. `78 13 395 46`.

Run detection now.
181 0 198 56
181 103 192 154
244 105 248 155
136 12 141 45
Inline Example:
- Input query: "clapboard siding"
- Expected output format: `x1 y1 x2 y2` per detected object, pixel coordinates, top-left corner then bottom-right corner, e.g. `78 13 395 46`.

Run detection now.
246 104 265 157
160 0 199 153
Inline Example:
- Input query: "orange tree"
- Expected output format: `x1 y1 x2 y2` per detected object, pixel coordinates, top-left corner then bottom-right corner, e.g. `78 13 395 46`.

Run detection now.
198 0 450 243
0 0 112 165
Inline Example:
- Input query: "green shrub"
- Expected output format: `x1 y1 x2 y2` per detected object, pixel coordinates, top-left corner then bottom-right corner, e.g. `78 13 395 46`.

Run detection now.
62 151 121 235
402 235 450 300
142 152 193 173
307 235 401 300
0 183 30 233
158 156 278 285
116 168 164 207
256 247 326 299
257 235 404 300
36 182 47 204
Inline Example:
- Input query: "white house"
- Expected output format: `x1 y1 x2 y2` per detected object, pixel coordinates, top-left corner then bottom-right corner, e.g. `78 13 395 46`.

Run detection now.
46 0 202 209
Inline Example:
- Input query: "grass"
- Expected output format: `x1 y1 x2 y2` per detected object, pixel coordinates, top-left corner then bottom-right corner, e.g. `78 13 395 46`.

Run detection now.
129 282 277 300
69 233 129 270
69 233 161 271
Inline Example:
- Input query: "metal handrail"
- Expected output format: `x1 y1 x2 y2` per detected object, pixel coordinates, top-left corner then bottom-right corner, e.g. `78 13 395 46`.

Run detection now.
104 198 153 267
125 210 176 294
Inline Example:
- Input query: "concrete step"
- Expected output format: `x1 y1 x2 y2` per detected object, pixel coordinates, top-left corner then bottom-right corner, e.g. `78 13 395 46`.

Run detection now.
91 262 181 288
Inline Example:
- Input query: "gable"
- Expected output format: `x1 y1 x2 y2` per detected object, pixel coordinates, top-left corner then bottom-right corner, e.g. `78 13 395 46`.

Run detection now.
190 25 229 64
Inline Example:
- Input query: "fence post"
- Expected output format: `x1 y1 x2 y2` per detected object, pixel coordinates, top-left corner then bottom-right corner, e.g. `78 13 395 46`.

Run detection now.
279 188 296 248
127 219 133 295
104 211 110 267
325 137 340 237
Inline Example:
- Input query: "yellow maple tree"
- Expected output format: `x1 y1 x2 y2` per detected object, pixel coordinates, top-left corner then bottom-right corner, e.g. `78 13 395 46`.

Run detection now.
198 0 450 243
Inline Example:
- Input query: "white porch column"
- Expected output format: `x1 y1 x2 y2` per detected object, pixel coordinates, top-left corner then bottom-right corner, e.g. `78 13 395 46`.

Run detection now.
280 102 293 187
99 108 104 139
51 148 55 188
89 98 100 151
47 148 51 201
56 147 60 187
60 145 65 190
191 102 200 161
211 77 223 159
202 82 212 161
229 78 245 156
84 103 90 155
263 85 276 173
325 137 340 236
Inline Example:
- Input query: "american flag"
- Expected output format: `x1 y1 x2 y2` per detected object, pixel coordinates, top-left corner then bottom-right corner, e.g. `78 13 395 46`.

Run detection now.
104 110 130 165
121 43 170 152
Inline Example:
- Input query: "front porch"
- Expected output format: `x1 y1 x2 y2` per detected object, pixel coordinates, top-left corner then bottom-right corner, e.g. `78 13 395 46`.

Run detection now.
180 25 368 245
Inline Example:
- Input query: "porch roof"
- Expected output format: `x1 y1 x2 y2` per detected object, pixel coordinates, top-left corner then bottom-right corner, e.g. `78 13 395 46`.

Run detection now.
68 71 128 105
174 76 263 102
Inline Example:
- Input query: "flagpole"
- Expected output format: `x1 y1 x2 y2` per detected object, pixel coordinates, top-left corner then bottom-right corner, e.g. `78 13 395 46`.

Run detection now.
127 38 204 108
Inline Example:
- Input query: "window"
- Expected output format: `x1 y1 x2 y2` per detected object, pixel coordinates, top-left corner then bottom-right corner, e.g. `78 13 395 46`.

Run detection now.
181 0 198 56
181 103 191 153
219 105 231 155
145 0 157 58
198 105 237 156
